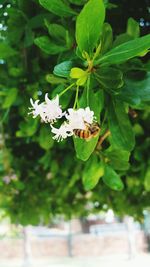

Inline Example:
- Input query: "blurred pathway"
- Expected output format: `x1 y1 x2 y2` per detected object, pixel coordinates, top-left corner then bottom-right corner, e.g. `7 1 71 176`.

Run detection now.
0 254 150 267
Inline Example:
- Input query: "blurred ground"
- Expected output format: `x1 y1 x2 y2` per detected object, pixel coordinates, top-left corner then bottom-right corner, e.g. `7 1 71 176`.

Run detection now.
0 217 149 266
0 254 150 267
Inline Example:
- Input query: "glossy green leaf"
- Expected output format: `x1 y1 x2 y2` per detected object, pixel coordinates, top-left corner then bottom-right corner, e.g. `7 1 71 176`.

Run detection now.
100 23 113 54
74 137 99 161
28 14 52 29
34 36 67 54
95 67 124 90
108 98 135 151
103 164 124 190
53 60 74 77
96 34 150 66
83 155 104 190
112 17 139 48
46 74 66 84
70 67 88 86
45 21 66 43
117 72 150 106
127 17 140 39
104 2 117 9
104 147 130 170
69 0 86 5
78 86 104 120
39 0 76 17
113 33 132 48
76 0 105 54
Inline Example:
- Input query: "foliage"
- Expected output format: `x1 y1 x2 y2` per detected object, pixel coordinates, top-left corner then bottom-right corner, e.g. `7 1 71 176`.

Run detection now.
0 0 150 224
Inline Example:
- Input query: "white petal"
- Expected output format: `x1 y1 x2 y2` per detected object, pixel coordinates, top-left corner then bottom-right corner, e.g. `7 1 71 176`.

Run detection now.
52 94 59 105
51 123 73 142
45 93 51 104
66 108 86 130
30 98 34 106
83 107 94 124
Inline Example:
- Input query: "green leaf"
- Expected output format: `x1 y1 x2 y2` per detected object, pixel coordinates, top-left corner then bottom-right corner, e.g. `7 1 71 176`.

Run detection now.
53 60 74 77
2 88 18 109
38 127 54 150
34 36 67 55
69 0 86 5
103 164 124 190
144 167 150 192
74 89 103 161
96 34 150 66
46 74 66 84
117 73 150 106
45 21 66 43
0 43 17 59
76 0 105 54
104 147 130 171
127 17 140 39
39 0 76 17
69 0 87 6
112 18 139 48
107 98 135 151
16 118 38 137
113 33 133 48
105 2 118 10
79 86 104 120
74 137 99 161
28 14 52 29
83 155 104 190
100 23 113 54
95 67 123 90
70 67 88 86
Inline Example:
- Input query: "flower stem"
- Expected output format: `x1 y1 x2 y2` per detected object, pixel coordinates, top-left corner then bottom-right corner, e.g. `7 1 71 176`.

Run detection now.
59 83 75 97
73 85 79 109
86 76 90 106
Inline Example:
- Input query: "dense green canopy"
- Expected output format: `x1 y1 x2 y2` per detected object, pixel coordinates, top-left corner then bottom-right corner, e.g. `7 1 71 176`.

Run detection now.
0 0 150 225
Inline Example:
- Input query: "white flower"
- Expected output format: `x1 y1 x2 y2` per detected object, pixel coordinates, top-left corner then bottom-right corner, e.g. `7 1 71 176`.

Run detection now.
65 108 86 130
51 107 96 142
51 122 73 142
29 94 64 123
82 107 94 124
65 107 95 130
43 94 65 123
28 99 46 121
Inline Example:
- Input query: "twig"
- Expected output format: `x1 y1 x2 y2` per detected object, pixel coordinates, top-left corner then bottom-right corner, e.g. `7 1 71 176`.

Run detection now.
96 129 111 150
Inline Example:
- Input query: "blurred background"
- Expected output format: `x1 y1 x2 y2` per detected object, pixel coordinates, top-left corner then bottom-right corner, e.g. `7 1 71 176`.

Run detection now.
0 0 150 266
0 211 150 266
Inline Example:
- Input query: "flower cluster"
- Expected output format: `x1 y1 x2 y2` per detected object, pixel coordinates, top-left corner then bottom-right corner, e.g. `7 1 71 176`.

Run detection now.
29 94 64 123
29 94 95 142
